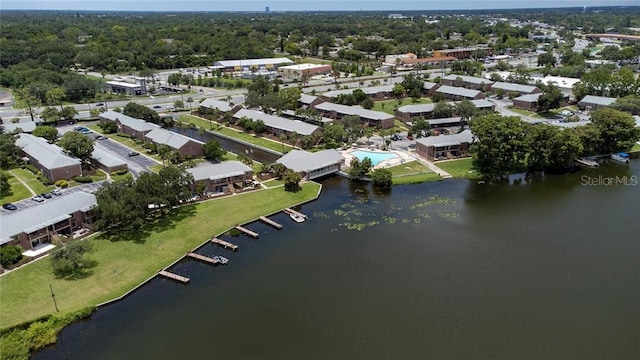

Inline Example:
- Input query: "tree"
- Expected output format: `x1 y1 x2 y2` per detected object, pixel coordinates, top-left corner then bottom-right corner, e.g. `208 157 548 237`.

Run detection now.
471 114 529 178
31 125 59 142
455 99 477 129
203 139 226 162
433 102 454 118
371 168 393 187
61 106 78 121
174 100 184 110
590 108 640 154
526 125 582 172
16 88 40 122
186 97 194 111
46 87 66 112
348 157 372 180
123 102 160 123
58 131 94 163
0 245 23 268
361 97 374 109
536 85 564 113
0 132 21 169
411 118 431 138
537 52 556 67
40 107 61 123
272 163 287 180
50 242 93 278
157 144 172 166
283 168 302 192
99 121 118 134
0 170 10 195
392 84 405 98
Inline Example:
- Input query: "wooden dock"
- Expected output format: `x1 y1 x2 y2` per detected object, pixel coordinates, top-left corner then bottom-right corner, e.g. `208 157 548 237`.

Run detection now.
235 225 259 238
576 158 599 167
158 270 190 283
187 252 221 265
284 208 307 219
210 237 239 251
259 216 283 229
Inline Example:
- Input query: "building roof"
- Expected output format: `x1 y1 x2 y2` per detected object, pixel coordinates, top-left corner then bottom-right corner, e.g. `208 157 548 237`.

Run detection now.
514 93 542 102
1 121 39 133
234 109 319 136
397 103 436 114
298 94 319 105
416 129 474 147
105 81 142 88
423 81 439 90
436 85 483 99
491 82 539 94
186 161 252 182
443 74 494 85
200 98 238 112
145 128 203 150
15 134 81 169
313 102 394 121
100 110 159 132
429 117 463 126
403 56 457 64
321 85 394 98
214 58 293 68
92 147 127 168
579 95 616 106
0 192 97 245
469 99 495 108
278 63 331 71
276 149 344 173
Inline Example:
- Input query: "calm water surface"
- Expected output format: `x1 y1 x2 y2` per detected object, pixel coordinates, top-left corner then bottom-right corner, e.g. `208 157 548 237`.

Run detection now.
35 161 640 359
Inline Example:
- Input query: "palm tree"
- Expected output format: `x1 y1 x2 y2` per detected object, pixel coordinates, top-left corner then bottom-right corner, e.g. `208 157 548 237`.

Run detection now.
186 97 194 112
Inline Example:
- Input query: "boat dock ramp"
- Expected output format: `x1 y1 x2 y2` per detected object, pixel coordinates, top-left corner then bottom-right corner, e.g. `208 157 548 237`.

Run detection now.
576 158 599 167
235 225 259 238
284 208 308 219
259 216 283 229
187 252 225 265
211 237 239 251
158 270 190 283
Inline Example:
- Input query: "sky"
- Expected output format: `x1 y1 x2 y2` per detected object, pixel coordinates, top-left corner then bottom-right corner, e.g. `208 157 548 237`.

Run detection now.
2 0 639 12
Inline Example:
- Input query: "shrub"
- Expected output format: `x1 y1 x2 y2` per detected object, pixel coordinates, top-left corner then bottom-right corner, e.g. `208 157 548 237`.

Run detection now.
23 164 39 174
0 245 23 267
54 179 69 188
37 175 52 186
73 176 93 183
116 169 128 175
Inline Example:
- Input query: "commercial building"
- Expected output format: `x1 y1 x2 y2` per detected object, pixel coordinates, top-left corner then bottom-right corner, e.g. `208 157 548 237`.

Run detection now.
415 129 474 161
187 161 253 195
578 95 617 111
433 46 492 59
441 75 494 91
105 80 146 96
233 109 320 137
213 58 294 72
16 134 82 182
0 192 97 251
276 149 344 180
383 53 418 66
277 63 332 80
435 85 486 101
313 102 395 128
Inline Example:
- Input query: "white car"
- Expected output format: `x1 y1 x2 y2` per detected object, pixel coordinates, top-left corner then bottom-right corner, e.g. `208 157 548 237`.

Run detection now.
51 188 62 196
31 195 45 202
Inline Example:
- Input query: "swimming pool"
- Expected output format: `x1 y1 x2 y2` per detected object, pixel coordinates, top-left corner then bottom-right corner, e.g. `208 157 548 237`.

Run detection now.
351 150 399 166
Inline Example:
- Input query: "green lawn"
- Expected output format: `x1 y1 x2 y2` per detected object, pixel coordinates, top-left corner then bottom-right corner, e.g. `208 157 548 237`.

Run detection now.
631 143 640 152
179 114 293 154
11 168 55 194
262 178 285 188
223 152 263 173
1 173 32 203
387 160 442 184
372 97 432 115
437 158 482 179
0 182 321 329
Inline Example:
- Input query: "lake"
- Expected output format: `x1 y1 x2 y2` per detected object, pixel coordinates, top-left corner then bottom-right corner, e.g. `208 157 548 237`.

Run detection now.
35 160 640 359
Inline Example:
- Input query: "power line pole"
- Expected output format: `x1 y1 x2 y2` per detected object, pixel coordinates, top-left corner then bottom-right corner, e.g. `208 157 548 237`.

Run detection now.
50 284 59 312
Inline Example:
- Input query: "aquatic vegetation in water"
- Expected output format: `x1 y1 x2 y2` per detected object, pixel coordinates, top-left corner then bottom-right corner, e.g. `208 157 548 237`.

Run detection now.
383 216 396 224
437 212 459 218
313 212 330 219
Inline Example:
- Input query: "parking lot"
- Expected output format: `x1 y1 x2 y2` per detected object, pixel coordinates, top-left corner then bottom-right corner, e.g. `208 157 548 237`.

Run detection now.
0 181 105 216
94 138 158 171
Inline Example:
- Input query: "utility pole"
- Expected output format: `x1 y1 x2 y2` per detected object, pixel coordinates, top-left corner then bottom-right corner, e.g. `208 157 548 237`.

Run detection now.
50 284 59 312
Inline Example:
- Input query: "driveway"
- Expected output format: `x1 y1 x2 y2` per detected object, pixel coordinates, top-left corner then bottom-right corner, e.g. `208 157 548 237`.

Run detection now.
93 138 158 177
0 181 106 216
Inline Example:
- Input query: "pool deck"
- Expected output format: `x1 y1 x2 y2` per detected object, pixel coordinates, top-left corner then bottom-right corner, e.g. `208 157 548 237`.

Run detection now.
342 147 415 169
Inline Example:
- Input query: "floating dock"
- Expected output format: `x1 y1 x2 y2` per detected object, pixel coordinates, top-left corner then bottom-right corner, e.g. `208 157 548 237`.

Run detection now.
284 208 307 219
259 216 283 229
187 252 222 265
210 237 239 251
158 270 190 283
576 158 599 167
235 225 259 238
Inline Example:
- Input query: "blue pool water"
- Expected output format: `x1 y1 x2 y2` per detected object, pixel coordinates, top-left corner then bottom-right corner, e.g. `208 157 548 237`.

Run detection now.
351 150 399 166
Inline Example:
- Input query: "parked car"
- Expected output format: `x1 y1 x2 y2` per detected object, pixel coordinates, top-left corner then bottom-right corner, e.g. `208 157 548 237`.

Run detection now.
31 195 45 202
391 134 402 141
40 192 52 199
128 151 140 157
95 103 104 106
94 134 107 140
153 105 162 109
51 188 62 196
2 203 18 210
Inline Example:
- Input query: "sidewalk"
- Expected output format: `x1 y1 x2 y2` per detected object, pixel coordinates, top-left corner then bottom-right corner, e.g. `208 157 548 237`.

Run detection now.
413 155 452 179
9 169 37 196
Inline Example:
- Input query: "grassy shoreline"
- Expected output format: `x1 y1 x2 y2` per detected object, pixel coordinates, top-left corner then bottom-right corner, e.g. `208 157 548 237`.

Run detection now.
0 183 321 330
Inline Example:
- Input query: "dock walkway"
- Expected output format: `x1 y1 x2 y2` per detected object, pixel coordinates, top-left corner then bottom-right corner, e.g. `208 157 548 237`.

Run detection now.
187 252 222 265
259 216 283 229
284 208 308 219
158 270 190 283
211 237 239 251
235 225 259 238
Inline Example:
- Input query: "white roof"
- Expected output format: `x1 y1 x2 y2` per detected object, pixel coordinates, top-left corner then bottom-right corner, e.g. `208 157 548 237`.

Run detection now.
276 149 344 173
100 110 159 132
397 103 435 114
92 147 126 168
15 134 81 169
145 128 203 150
514 93 542 102
436 85 483 99
416 129 474 147
469 99 494 108
234 109 319 136
491 82 539 94
0 192 96 245
299 94 319 105
186 161 252 182
634 115 640 128
443 74 493 85
278 63 330 71
214 58 293 68
579 95 616 106
200 98 238 112
1 121 38 133
314 102 394 121
321 85 394 98
106 81 142 88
